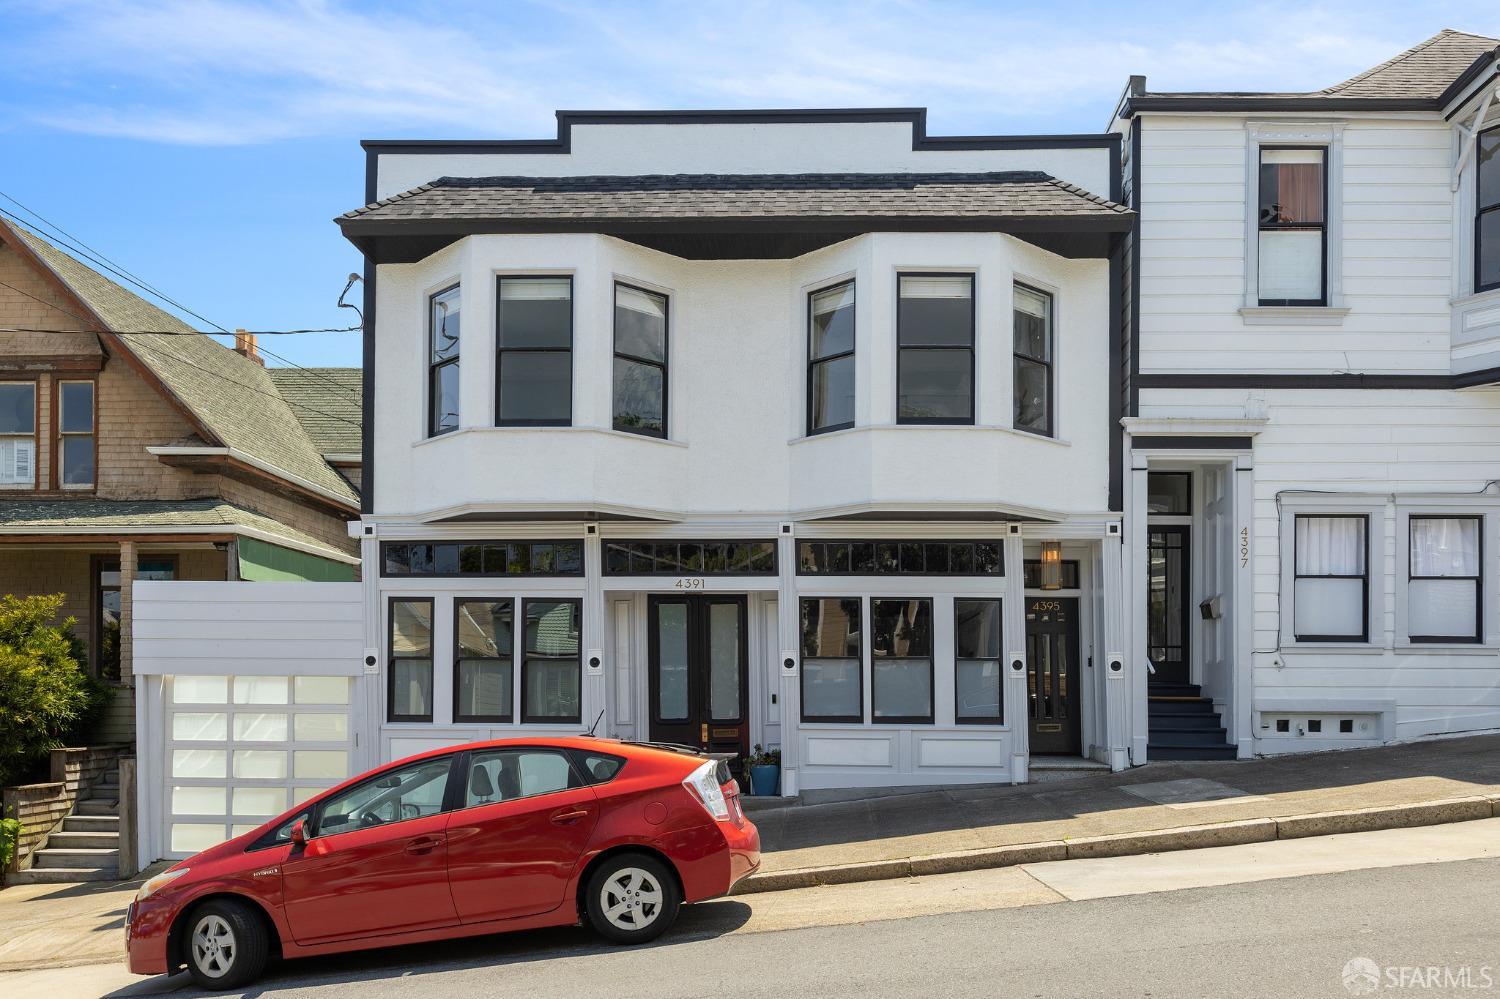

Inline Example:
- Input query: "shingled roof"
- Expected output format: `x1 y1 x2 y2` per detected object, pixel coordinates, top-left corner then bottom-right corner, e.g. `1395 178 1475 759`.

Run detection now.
339 171 1132 226
3 221 359 508
266 367 363 456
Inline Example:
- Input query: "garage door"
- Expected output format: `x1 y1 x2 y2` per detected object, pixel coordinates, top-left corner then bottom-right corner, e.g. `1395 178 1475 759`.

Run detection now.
165 674 355 857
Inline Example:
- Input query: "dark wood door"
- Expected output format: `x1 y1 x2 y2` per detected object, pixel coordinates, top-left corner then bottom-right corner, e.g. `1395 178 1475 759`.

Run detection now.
648 595 750 764
1025 596 1080 755
1147 525 1191 684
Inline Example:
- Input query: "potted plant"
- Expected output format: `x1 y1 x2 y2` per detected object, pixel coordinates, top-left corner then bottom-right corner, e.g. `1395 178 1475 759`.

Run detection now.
745 744 781 797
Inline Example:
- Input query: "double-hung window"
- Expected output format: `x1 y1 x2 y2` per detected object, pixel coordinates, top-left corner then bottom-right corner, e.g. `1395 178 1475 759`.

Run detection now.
613 283 668 437
428 285 460 436
454 599 513 722
1478 126 1500 294
955 599 1002 724
57 381 94 487
1293 515 1367 642
808 280 855 434
800 598 862 722
0 381 36 488
521 599 581 723
1408 516 1482 643
897 274 973 424
1258 147 1326 305
497 276 572 426
1013 284 1054 436
871 598 933 723
389 598 434 722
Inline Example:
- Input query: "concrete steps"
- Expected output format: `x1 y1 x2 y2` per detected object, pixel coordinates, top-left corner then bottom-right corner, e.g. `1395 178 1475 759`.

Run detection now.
10 777 122 886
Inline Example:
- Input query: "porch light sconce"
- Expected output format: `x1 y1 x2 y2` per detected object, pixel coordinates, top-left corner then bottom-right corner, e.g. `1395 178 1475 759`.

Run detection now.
1039 541 1063 590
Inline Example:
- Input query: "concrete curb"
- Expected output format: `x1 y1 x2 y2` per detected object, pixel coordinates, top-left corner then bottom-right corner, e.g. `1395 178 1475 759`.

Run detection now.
733 794 1500 895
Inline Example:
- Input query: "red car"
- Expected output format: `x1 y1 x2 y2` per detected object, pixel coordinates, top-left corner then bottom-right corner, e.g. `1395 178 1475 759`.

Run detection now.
127 736 760 989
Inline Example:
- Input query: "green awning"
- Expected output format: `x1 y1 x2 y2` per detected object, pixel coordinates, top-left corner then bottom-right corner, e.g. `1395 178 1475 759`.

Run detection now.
238 536 358 582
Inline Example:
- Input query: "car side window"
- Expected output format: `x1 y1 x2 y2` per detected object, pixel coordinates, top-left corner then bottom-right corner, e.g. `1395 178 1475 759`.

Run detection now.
317 757 453 835
568 749 627 785
464 748 583 807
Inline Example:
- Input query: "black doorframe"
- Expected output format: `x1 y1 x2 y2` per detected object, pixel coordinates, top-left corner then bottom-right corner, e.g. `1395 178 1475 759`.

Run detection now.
646 594 750 763
1025 596 1081 755
1147 524 1191 685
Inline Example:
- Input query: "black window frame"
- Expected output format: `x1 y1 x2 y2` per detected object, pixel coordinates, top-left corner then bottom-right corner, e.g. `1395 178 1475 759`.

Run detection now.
388 596 435 723
1407 514 1484 645
799 596 864 724
1477 125 1500 294
520 597 583 724
796 539 1003 577
1022 559 1081 589
1147 470 1192 515
807 278 856 436
496 274 574 428
427 283 461 437
1012 282 1054 438
870 597 934 725
896 272 975 426
380 540 585 578
602 539 778 576
453 597 515 723
612 281 669 439
954 597 1003 725
1292 513 1369 643
1257 145 1328 307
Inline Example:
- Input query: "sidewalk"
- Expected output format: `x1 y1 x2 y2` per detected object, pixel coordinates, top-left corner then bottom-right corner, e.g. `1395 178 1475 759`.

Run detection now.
739 733 1500 891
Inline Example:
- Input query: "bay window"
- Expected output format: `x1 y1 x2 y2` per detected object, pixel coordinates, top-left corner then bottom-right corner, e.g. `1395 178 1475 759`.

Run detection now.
800 597 862 722
897 274 973 424
497 276 572 426
955 599 1002 724
808 280 855 434
521 599 581 722
1293 515 1367 642
454 599 513 722
1258 147 1326 305
0 381 36 488
613 283 668 437
1408 516 1482 643
1013 284 1053 436
388 598 434 722
427 285 460 436
58 380 95 487
871 598 933 723
1479 126 1499 294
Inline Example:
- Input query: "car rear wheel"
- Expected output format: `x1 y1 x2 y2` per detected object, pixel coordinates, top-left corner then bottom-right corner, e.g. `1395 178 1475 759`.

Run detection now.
585 853 681 944
183 898 270 990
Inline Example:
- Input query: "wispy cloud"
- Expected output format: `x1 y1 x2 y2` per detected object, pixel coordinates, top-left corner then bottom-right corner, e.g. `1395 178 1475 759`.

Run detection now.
1 0 1491 144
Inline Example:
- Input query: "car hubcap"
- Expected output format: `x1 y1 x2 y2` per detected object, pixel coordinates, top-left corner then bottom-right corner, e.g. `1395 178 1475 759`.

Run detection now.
600 867 664 931
191 915 236 978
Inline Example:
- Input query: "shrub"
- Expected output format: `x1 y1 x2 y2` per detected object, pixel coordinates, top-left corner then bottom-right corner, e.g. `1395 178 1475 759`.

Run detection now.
0 816 18 871
0 594 110 786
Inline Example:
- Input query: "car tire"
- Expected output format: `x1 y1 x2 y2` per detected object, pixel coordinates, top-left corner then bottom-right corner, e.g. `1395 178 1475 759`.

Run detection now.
584 853 681 944
182 897 271 991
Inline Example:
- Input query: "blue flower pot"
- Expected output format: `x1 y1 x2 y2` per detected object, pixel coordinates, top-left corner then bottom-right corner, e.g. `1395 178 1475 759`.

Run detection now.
749 764 779 797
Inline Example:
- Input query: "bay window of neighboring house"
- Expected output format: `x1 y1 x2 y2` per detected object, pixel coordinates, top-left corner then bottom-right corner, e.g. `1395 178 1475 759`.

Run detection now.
1408 516 1482 644
428 284 460 436
613 283 668 437
1258 147 1327 305
1013 284 1054 436
57 380 95 488
1479 126 1499 294
808 280 855 434
1293 515 1368 642
897 274 974 424
496 276 572 426
0 380 36 488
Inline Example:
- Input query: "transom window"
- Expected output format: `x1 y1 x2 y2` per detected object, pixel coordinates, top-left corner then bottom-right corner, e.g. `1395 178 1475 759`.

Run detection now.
1479 127 1500 294
800 598 862 723
871 598 933 723
496 276 572 426
897 274 974 424
428 284 460 436
797 540 1002 576
0 381 36 488
381 540 583 577
808 280 855 434
613 283 668 438
1258 147 1326 305
1408 516 1482 644
454 599 514 723
1022 559 1080 589
1013 284 1053 436
58 380 95 488
1147 471 1192 515
1293 515 1367 642
603 540 777 575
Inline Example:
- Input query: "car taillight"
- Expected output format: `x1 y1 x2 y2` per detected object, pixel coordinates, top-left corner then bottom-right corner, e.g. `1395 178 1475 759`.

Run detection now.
682 760 731 821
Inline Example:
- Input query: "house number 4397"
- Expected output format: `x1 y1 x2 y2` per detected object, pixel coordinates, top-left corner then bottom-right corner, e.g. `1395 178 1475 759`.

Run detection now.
1239 526 1249 568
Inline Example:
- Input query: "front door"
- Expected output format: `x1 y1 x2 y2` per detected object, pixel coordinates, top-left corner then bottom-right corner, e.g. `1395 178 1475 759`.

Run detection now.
648 595 749 763
1147 525 1191 684
1025 597 1080 755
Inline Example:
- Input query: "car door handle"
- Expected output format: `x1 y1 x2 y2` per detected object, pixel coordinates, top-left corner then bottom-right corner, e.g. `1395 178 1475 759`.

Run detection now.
404 835 441 855
550 809 590 825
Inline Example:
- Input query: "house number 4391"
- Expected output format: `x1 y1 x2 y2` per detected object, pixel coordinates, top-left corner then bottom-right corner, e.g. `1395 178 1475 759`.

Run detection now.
674 577 706 589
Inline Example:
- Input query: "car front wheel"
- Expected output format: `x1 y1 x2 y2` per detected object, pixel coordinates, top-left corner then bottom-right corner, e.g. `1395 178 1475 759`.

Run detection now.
585 853 681 944
183 898 270 990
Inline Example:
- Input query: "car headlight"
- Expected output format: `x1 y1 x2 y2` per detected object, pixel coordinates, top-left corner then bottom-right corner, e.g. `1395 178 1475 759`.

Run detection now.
135 867 189 903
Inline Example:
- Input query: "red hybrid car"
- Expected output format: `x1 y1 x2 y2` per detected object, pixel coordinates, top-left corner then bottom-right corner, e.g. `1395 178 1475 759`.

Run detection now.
127 737 760 989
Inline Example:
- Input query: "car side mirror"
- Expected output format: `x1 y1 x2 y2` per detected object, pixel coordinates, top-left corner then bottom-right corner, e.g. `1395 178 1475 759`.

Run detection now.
289 819 307 847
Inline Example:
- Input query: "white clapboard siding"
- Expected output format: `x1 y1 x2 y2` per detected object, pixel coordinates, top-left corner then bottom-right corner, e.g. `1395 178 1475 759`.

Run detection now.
133 581 365 677
1136 114 1455 375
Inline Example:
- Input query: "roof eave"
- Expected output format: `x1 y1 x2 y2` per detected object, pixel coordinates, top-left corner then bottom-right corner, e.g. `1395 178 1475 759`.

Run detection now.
1122 95 1440 117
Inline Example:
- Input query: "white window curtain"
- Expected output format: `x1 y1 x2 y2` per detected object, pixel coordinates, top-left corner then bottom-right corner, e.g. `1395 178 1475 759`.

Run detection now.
1293 516 1366 640
1409 517 1481 640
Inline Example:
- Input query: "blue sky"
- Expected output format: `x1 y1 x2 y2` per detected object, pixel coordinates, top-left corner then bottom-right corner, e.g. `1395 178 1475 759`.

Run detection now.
1 1 1493 367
